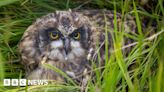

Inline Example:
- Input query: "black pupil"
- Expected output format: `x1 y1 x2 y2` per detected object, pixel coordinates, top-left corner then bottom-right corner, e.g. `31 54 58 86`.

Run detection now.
52 32 58 37
74 33 78 37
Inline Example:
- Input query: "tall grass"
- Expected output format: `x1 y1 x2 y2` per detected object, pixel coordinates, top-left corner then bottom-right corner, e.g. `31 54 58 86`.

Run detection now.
0 0 163 92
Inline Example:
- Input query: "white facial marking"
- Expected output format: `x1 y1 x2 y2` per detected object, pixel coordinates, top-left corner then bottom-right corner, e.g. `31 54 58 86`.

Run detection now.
50 40 63 49
48 39 86 63
72 48 85 57
49 49 65 62
64 40 86 62
71 41 81 48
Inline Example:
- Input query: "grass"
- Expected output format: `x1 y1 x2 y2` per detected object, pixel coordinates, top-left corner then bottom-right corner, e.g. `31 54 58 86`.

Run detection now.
0 0 164 92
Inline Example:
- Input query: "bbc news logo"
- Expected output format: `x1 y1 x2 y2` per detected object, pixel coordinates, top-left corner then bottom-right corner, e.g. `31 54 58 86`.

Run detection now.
3 79 48 86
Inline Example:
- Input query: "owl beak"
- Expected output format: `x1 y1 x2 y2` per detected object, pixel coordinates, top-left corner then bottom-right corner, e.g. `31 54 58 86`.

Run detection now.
63 38 71 55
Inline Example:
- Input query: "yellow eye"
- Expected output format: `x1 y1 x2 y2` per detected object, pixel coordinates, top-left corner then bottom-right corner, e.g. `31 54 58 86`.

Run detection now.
50 32 59 40
73 32 80 40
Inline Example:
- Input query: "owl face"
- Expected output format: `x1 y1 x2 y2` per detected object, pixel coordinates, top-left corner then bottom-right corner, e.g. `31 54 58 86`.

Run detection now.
34 11 91 63
39 26 89 63
19 10 97 80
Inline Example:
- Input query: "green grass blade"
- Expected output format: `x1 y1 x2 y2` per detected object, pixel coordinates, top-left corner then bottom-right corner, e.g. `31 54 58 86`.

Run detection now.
42 63 77 86
0 0 19 7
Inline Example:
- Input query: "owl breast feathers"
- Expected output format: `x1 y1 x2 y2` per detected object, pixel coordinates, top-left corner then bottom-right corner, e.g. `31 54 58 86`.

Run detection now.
19 10 136 82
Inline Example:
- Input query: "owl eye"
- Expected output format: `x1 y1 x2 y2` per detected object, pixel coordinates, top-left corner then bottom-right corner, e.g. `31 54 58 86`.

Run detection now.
50 32 59 40
73 32 81 40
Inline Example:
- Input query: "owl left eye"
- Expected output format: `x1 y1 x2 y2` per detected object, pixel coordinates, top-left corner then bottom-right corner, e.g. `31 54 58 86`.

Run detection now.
50 32 59 40
73 32 81 40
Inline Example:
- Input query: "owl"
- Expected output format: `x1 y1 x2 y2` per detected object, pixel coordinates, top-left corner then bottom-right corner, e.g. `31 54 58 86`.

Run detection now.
18 10 136 84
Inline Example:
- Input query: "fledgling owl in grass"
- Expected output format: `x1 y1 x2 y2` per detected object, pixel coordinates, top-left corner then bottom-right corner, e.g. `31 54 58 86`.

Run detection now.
19 10 137 83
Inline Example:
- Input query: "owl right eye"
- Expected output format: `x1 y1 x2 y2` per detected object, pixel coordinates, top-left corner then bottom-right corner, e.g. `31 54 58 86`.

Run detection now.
50 32 59 40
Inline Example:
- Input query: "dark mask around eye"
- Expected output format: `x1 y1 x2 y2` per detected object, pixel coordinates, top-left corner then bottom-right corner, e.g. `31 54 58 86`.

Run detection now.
69 27 84 40
72 32 81 40
50 31 59 40
70 26 90 49
46 28 63 40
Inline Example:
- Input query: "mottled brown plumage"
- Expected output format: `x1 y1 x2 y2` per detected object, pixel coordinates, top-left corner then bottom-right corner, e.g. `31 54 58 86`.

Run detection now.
19 9 136 84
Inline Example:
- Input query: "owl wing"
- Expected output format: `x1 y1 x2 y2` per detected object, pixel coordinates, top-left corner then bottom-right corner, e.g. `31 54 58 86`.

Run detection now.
18 24 41 75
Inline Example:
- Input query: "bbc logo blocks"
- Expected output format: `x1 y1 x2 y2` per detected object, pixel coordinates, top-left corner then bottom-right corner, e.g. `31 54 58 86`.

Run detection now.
3 79 10 86
20 79 26 86
3 79 26 86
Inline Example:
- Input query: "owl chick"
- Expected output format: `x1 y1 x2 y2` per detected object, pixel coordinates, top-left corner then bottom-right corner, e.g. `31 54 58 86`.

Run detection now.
19 10 136 83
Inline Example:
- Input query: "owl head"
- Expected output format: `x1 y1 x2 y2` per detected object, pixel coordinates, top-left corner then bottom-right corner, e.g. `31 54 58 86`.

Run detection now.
19 10 93 74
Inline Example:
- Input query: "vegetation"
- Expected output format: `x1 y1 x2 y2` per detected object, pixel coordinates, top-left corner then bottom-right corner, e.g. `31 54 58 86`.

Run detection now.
0 0 163 92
